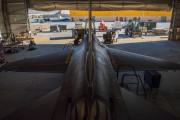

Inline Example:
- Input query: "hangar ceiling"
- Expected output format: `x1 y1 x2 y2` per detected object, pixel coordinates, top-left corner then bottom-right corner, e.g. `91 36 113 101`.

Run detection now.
0 0 174 39
29 0 172 11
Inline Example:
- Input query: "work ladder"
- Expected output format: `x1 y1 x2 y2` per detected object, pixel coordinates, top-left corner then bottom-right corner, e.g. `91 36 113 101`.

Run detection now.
116 65 147 99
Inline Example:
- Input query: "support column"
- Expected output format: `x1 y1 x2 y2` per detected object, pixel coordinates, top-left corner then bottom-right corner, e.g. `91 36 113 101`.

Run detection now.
169 0 180 40
25 0 31 37
0 0 11 39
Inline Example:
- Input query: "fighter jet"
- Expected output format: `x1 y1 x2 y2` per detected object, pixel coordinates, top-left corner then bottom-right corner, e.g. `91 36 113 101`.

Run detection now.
1 0 180 120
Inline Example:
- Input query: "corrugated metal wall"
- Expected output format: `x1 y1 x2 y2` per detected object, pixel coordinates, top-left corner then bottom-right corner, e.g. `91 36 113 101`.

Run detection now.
169 0 180 40
0 0 29 39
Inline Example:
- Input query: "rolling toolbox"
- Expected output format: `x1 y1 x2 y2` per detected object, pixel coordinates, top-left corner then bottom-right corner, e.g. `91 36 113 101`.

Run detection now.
144 71 161 89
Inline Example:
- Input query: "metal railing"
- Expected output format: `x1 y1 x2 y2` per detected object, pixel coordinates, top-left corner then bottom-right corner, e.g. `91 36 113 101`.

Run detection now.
117 65 146 99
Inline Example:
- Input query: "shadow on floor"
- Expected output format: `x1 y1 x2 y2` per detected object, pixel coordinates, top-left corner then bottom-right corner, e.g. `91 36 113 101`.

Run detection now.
50 37 74 40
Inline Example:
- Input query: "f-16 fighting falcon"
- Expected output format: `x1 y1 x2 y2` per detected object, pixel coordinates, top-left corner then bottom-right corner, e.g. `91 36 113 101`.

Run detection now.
1 0 180 120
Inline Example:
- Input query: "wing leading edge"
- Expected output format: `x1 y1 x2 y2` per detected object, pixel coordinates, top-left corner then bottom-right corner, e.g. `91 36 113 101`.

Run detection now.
0 50 72 73
109 48 180 71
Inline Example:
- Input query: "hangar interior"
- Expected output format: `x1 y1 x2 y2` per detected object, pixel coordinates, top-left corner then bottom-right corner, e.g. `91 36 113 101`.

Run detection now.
0 0 180 120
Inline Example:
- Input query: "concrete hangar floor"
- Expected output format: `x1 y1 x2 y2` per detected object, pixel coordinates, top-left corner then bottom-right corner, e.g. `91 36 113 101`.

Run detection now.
0 36 180 119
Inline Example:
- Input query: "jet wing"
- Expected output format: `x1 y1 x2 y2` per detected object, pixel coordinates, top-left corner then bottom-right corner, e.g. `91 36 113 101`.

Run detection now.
109 48 180 71
2 88 61 120
121 88 180 120
0 50 72 73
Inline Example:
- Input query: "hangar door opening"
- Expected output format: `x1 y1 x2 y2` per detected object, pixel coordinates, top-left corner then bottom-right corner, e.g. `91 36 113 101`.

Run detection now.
29 9 73 42
69 10 173 43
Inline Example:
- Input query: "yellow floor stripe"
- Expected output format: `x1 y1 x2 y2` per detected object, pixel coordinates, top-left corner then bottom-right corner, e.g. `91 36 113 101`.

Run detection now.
119 39 168 41
34 38 167 42
34 39 74 41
